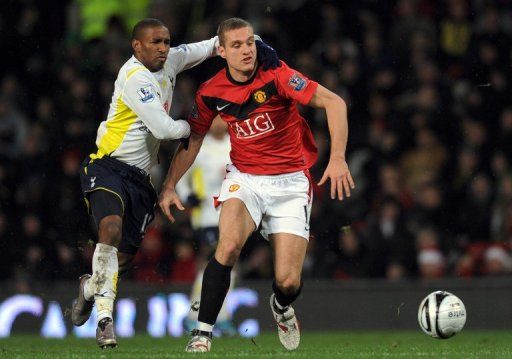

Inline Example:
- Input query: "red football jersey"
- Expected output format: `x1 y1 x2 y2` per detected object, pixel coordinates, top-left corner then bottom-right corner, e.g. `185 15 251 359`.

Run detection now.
189 61 319 175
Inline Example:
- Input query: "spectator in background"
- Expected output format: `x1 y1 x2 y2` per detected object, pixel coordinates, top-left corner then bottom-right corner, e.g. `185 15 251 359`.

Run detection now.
0 212 13 280
333 227 373 279
0 96 27 160
482 245 512 276
363 196 416 278
496 108 512 158
491 175 512 242
400 128 447 193
168 239 196 283
133 221 170 283
416 227 446 279
457 173 493 244
439 0 472 77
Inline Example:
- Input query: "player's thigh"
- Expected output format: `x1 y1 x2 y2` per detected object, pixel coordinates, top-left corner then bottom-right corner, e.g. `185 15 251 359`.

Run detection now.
119 178 157 255
89 190 124 246
261 172 311 241
81 159 126 225
217 198 257 258
270 233 308 283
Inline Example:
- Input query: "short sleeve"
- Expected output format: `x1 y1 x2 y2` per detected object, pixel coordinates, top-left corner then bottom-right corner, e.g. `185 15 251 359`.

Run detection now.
274 61 319 105
188 91 216 136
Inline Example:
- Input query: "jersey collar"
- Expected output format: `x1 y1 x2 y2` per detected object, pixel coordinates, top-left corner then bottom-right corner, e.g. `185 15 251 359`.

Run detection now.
225 63 260 86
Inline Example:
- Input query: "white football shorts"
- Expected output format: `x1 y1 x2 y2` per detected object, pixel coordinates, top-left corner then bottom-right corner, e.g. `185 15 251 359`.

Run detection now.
216 164 312 241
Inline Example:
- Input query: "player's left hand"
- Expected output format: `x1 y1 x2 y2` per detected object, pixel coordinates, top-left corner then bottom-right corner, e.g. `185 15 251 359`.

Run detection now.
318 157 355 200
256 40 281 70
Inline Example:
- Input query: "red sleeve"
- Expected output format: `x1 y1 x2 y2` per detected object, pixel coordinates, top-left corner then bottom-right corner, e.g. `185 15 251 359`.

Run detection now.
188 90 216 136
274 61 319 105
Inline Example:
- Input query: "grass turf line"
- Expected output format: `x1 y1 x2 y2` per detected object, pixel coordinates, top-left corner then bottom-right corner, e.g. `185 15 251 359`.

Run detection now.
0 331 511 358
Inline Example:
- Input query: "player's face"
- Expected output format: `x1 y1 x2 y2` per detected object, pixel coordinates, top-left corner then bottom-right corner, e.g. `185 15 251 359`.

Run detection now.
219 27 257 77
132 26 170 72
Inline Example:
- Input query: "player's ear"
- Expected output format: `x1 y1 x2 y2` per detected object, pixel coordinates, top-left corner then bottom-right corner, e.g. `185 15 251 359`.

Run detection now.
218 45 227 59
132 39 141 53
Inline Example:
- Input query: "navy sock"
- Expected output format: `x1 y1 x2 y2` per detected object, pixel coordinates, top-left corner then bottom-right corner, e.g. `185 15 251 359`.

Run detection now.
198 257 233 326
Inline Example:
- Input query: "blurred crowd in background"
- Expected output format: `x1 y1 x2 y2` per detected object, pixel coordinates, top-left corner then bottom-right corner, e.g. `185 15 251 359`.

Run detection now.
2 0 512 290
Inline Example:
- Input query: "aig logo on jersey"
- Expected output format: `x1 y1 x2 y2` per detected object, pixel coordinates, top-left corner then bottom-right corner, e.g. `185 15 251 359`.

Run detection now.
231 112 275 139
138 86 155 103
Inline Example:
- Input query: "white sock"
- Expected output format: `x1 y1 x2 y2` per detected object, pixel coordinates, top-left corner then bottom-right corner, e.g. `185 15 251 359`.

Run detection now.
83 276 94 301
198 322 214 333
86 243 118 323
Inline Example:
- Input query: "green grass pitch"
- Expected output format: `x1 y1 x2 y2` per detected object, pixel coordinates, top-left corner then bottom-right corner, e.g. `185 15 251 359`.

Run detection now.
1 331 511 358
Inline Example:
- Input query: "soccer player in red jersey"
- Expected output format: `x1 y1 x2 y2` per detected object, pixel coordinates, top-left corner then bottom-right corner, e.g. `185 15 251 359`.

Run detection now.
159 17 354 352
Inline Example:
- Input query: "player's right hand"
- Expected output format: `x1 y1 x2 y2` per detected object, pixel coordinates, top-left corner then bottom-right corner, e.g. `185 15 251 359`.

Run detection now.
158 187 184 223
318 157 355 200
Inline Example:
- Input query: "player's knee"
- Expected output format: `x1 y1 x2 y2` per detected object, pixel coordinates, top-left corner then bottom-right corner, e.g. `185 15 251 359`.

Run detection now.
275 275 301 295
216 241 242 265
99 218 122 247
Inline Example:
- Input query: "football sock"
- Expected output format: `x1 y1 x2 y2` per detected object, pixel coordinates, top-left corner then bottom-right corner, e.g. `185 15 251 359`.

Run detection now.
83 276 94 301
272 279 303 310
86 243 119 323
198 257 232 327
217 269 236 322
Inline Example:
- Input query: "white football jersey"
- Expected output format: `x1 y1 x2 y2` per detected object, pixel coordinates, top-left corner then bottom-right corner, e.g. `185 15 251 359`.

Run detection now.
176 133 231 228
90 37 218 172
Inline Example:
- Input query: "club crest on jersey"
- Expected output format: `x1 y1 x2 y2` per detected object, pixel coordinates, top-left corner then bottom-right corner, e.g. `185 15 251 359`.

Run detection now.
229 184 240 192
253 90 267 103
288 73 307 91
138 86 155 103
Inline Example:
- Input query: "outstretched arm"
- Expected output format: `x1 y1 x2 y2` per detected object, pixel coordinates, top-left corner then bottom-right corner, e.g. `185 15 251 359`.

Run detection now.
169 36 219 74
308 84 355 200
159 132 204 222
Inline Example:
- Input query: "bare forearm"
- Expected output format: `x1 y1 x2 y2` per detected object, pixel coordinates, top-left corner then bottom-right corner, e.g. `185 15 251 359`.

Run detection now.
162 136 203 191
308 84 348 159
325 97 348 159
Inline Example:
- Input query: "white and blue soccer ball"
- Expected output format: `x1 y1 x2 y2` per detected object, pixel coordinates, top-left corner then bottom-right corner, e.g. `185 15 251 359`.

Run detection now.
418 290 466 339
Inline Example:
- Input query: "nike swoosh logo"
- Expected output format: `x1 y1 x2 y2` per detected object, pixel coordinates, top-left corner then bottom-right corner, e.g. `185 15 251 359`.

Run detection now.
216 104 230 111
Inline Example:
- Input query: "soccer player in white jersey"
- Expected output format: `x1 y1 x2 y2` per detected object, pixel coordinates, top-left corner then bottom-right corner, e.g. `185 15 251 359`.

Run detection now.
158 18 354 352
71 18 279 349
175 117 236 336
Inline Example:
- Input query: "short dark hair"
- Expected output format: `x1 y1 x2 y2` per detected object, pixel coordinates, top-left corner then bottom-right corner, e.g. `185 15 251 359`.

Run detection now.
132 18 166 40
217 17 252 46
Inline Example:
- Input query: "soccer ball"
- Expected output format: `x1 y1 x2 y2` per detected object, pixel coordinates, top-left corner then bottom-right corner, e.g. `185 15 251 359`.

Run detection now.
418 290 466 339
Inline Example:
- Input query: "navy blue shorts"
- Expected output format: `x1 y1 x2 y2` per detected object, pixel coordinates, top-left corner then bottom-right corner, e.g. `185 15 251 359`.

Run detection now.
80 156 157 255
